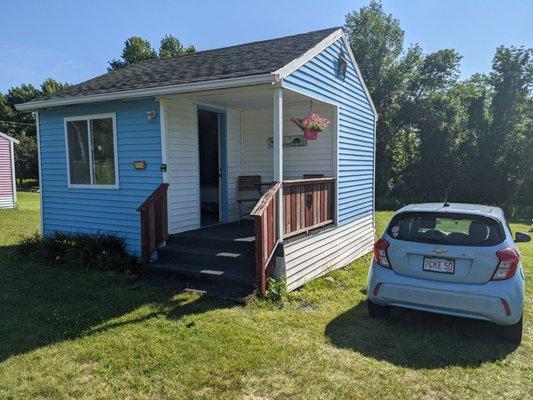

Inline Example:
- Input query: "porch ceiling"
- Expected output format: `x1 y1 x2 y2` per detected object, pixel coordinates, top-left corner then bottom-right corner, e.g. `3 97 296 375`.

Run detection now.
161 86 332 111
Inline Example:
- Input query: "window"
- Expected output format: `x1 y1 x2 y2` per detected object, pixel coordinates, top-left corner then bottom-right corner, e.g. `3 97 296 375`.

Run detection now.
65 114 118 187
386 212 504 247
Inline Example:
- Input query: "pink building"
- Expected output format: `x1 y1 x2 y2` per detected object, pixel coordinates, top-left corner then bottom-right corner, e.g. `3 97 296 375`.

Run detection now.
0 132 19 209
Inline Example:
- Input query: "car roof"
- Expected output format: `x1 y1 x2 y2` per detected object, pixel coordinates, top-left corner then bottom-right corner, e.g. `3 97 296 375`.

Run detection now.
396 203 505 221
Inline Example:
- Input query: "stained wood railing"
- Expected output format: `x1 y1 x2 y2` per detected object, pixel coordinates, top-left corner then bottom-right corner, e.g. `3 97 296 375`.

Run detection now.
137 183 169 263
282 177 335 238
250 182 281 295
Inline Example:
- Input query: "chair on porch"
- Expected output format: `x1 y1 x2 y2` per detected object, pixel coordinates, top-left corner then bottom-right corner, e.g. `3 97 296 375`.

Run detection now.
237 175 263 219
303 174 324 179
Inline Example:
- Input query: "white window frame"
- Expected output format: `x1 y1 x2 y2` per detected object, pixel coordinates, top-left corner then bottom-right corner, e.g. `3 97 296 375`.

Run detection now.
64 113 119 189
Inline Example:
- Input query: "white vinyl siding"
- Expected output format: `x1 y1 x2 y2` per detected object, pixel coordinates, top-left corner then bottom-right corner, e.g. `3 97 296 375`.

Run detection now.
165 99 199 233
226 109 242 221
165 98 243 233
283 214 374 291
242 102 335 182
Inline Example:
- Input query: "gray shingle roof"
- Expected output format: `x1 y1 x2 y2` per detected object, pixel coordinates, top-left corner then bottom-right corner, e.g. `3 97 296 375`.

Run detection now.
44 27 340 100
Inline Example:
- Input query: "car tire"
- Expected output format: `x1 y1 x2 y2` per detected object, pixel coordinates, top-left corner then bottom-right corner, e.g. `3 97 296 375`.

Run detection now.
500 317 523 344
368 300 390 318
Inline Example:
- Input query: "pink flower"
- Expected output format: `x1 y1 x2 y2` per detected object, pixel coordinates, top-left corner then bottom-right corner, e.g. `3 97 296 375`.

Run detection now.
291 113 331 133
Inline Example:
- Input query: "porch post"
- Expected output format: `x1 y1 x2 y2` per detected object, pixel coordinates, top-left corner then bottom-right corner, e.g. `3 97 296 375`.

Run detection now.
273 87 284 241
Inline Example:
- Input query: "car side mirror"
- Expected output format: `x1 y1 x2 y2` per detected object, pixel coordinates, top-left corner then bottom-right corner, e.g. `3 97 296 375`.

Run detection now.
515 232 531 243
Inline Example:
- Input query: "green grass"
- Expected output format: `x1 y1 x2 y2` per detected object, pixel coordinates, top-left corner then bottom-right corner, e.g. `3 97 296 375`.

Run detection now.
0 194 531 399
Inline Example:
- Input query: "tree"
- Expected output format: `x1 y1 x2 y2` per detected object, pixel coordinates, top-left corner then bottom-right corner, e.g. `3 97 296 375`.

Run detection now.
488 47 533 207
14 134 38 184
159 35 196 58
108 35 196 70
41 78 70 96
0 79 70 183
108 37 157 70
345 0 407 197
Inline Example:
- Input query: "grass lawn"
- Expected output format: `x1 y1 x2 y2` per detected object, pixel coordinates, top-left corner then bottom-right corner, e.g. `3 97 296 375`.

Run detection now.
0 192 531 399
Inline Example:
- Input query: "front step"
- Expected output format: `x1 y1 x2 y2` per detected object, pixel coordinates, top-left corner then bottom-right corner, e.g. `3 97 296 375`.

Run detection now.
143 221 257 298
144 260 255 288
157 243 254 268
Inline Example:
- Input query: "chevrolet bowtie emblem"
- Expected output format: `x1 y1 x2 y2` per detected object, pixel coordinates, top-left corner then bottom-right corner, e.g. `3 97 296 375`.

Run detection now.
431 248 447 254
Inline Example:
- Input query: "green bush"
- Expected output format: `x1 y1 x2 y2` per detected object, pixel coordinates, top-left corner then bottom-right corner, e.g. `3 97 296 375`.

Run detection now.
265 276 288 303
19 231 138 273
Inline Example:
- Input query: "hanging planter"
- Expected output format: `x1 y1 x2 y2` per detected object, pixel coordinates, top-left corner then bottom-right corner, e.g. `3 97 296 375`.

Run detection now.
291 101 331 141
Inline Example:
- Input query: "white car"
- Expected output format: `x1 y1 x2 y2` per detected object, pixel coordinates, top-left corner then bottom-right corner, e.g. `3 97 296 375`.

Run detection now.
367 203 529 343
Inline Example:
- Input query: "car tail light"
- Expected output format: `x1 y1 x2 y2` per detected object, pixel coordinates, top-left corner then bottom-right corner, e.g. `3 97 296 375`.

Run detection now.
374 238 391 268
491 248 520 281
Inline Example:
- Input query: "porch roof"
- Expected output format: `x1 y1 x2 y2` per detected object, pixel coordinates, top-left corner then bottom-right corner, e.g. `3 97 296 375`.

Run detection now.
16 27 342 111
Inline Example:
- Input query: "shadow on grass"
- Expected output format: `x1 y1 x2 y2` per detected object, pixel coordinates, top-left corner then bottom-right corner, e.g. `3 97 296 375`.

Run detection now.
0 246 229 362
325 300 518 369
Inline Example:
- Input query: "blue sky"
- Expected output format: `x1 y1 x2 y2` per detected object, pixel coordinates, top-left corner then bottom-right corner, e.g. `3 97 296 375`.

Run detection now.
1 0 532 93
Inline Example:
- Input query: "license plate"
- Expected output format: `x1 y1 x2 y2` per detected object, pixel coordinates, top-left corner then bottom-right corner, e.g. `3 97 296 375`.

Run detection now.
423 257 455 274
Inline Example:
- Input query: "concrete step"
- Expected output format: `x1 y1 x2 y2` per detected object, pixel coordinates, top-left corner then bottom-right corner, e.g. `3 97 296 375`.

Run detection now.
144 260 256 289
157 243 254 268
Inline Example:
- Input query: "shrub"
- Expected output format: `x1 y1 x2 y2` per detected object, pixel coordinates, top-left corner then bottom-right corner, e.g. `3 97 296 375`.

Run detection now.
19 231 138 273
265 276 288 303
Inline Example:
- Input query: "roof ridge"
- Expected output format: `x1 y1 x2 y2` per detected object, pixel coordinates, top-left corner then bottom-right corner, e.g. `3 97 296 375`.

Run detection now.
114 27 342 70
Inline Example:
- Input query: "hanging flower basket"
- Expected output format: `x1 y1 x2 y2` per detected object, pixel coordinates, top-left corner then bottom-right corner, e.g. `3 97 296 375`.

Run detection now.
291 107 331 141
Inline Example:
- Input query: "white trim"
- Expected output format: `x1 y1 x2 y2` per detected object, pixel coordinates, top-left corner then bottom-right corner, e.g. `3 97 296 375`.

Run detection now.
16 74 275 112
273 87 284 242
10 141 17 205
281 85 340 108
158 99 168 184
340 33 378 121
64 113 120 189
35 111 43 234
0 131 20 144
273 29 343 81
372 116 377 235
240 110 244 176
334 105 340 225
194 104 201 229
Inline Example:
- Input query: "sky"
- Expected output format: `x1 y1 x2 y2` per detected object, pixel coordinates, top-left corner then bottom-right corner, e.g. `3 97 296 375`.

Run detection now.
1 0 532 93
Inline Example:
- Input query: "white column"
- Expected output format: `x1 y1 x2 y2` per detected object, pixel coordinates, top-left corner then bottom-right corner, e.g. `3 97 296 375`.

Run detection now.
158 99 168 184
273 88 284 241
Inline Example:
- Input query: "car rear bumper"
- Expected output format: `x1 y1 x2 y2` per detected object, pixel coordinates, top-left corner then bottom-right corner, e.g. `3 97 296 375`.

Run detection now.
367 260 525 325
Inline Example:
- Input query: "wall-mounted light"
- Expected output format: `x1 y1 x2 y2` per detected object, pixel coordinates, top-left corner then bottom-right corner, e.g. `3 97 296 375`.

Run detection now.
337 52 347 80
146 110 157 120
133 160 147 170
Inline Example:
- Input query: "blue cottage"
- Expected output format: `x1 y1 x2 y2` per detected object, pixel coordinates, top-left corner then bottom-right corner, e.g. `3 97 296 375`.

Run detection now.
17 28 377 294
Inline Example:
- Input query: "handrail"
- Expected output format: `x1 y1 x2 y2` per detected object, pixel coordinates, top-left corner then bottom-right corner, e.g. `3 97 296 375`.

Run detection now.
137 183 169 212
282 177 335 186
250 182 281 217
250 182 281 295
137 183 169 263
282 177 335 238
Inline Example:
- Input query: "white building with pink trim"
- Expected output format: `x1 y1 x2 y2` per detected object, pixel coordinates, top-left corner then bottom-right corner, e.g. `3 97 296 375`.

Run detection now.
0 132 19 209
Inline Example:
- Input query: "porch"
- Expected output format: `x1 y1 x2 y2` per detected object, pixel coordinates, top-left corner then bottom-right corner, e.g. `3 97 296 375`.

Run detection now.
140 85 339 295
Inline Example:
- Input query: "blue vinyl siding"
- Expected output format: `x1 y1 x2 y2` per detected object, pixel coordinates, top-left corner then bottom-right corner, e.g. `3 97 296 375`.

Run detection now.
38 98 162 254
283 38 376 226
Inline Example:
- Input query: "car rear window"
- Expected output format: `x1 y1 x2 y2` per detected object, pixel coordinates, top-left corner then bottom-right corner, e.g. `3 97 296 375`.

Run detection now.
387 212 505 246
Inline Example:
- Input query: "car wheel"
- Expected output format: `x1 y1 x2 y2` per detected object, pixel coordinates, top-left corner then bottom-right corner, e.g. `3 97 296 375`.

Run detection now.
368 300 390 318
500 317 523 344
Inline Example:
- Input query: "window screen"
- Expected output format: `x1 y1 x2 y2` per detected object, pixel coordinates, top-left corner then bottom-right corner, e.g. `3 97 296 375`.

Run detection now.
66 116 116 186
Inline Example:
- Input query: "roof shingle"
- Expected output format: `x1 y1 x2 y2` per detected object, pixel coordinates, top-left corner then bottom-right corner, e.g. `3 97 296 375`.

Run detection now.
45 27 340 100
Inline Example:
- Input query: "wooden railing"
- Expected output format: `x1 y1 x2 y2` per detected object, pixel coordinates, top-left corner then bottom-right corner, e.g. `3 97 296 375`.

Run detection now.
137 183 169 263
250 182 281 295
282 177 335 238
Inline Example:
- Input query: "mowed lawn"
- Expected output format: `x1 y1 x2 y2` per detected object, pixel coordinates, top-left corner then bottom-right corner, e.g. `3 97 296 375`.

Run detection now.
0 192 531 399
